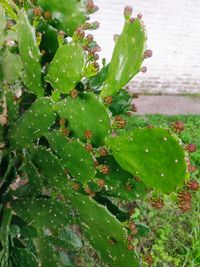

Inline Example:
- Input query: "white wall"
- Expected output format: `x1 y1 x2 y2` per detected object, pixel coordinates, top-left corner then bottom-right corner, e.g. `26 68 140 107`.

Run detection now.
91 0 200 94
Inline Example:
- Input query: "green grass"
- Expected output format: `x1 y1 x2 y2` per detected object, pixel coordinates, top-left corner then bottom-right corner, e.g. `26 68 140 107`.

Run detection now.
129 115 200 266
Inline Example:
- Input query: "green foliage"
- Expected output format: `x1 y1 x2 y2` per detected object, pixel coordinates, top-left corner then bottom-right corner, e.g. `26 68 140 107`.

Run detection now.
0 2 192 267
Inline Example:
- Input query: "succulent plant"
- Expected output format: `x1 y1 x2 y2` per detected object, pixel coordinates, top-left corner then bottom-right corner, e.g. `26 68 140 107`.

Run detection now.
0 1 195 266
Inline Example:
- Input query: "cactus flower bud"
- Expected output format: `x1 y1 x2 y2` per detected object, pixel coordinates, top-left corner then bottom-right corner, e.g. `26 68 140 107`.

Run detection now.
187 180 199 191
140 66 147 73
185 144 197 153
137 13 143 19
124 6 133 20
144 49 153 58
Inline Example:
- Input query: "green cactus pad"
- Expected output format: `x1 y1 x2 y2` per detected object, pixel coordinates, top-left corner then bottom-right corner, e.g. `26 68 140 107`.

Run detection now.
106 128 188 193
25 161 43 195
97 156 147 200
17 12 43 96
8 97 56 147
11 198 70 230
37 0 87 35
46 43 85 94
11 248 38 267
46 131 96 183
100 18 146 97
54 92 112 146
31 146 67 190
71 194 140 267
1 49 22 84
6 91 19 123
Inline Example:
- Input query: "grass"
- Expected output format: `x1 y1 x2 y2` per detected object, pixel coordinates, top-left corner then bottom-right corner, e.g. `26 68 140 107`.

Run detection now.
129 115 200 266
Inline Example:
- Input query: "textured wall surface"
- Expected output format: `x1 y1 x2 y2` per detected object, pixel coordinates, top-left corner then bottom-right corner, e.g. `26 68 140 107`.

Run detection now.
91 0 200 94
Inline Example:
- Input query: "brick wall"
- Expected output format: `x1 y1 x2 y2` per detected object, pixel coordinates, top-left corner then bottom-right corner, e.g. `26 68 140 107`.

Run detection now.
91 0 200 94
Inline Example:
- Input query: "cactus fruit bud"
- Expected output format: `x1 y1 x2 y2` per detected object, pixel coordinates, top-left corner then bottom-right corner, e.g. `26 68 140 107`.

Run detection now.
179 201 191 213
132 93 139 98
60 128 70 136
144 254 154 265
84 130 93 140
187 180 199 191
85 143 93 152
144 49 153 58
99 147 108 156
185 144 197 153
131 104 137 112
83 21 100 30
99 165 109 174
140 66 147 73
114 116 126 129
43 11 51 20
86 34 94 43
104 96 113 105
129 17 135 23
59 118 66 126
96 179 105 188
171 121 185 132
178 191 191 202
33 7 42 17
150 197 164 209
72 183 80 191
70 89 79 98
124 6 133 20
127 245 135 250
137 14 143 19
86 0 99 14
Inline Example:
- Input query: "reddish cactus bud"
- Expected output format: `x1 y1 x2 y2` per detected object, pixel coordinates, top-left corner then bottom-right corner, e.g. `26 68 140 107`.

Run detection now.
86 0 98 14
178 191 191 202
85 143 93 152
137 13 143 19
33 7 42 17
144 49 153 58
132 93 139 98
75 26 85 39
104 96 113 105
43 11 51 19
114 116 126 129
188 165 196 173
129 17 135 23
150 197 164 209
140 66 147 73
185 144 197 153
171 121 184 132
86 34 94 43
70 89 79 98
96 179 105 188
60 128 70 136
84 130 93 139
134 176 142 182
131 104 137 112
72 183 80 191
59 118 66 126
93 160 99 167
144 254 154 265
187 180 199 191
99 147 108 157
179 201 191 213
124 6 133 19
99 165 109 174
127 245 135 250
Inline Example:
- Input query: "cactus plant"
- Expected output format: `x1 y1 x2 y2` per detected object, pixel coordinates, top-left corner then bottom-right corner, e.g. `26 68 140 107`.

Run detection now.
0 1 194 266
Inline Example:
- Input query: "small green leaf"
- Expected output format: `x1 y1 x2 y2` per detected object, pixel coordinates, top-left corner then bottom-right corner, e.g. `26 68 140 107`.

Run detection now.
100 19 146 97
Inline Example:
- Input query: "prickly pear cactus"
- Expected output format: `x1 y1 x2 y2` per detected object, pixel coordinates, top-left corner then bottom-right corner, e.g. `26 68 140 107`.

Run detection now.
0 1 194 267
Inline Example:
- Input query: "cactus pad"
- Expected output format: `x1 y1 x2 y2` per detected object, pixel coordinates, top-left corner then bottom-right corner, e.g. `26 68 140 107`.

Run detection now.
54 92 112 146
17 12 43 96
100 18 146 97
106 128 188 193
46 43 85 94
71 194 140 267
38 0 87 35
46 131 96 183
9 97 56 147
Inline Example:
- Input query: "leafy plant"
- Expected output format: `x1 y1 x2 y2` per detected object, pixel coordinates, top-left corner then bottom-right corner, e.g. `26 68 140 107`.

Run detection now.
0 1 196 266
